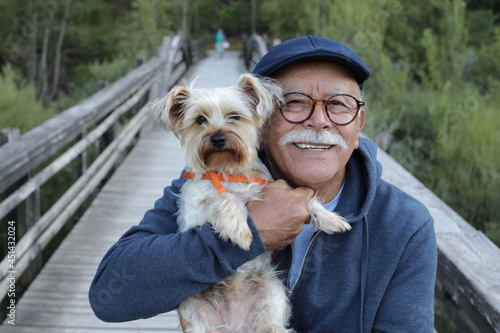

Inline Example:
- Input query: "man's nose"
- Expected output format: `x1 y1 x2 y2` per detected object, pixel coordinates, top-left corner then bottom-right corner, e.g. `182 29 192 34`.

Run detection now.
305 102 331 129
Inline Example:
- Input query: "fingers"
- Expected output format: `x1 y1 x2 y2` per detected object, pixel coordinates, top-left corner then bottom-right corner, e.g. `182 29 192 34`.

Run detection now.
248 180 314 251
294 185 315 201
271 180 315 205
269 178 292 189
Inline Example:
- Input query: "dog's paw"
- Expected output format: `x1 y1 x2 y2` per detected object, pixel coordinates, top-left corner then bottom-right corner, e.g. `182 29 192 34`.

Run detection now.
313 211 351 234
212 194 253 250
219 215 253 250
308 198 351 234
234 231 253 251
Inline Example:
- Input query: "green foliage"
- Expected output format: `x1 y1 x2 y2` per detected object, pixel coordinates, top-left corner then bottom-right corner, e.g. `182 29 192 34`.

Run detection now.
114 0 179 58
387 0 500 245
435 301 456 332
419 0 468 88
260 0 310 38
429 81 500 236
54 56 136 111
471 26 500 87
465 9 496 48
0 64 55 133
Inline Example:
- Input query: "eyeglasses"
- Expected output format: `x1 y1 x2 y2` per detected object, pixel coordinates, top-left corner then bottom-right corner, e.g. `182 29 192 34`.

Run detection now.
279 92 365 126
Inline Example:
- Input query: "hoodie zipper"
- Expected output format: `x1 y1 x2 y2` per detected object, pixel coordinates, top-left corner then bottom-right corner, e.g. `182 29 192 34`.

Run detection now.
289 231 321 293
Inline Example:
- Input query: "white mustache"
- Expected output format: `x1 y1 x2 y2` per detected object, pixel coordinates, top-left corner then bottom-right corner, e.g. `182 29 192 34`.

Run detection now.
279 129 348 149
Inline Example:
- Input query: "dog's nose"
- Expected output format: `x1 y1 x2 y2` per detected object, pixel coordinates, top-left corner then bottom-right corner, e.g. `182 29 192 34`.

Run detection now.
211 134 226 148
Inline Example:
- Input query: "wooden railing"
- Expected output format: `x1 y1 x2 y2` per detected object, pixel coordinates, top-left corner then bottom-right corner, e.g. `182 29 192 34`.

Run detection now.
243 36 500 333
242 34 269 73
0 34 206 300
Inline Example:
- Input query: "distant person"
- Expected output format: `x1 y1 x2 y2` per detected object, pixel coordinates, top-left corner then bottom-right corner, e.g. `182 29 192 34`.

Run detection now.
214 28 227 58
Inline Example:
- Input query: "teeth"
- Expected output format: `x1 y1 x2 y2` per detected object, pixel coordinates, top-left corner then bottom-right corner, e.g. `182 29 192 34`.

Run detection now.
295 143 332 150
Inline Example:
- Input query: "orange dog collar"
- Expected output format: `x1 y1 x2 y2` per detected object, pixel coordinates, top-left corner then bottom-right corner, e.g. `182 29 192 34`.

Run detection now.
183 170 271 194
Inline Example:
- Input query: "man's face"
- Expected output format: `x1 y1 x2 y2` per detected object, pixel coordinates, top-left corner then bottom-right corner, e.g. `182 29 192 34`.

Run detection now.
263 61 365 201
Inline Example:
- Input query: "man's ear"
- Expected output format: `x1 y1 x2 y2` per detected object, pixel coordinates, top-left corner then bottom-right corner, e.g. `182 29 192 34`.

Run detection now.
354 109 366 149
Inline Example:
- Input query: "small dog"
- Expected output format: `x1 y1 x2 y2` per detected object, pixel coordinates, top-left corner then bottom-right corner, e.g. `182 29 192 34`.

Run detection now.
154 74 351 333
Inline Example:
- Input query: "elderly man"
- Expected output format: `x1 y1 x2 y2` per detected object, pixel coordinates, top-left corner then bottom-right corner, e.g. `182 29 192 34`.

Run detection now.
89 36 437 332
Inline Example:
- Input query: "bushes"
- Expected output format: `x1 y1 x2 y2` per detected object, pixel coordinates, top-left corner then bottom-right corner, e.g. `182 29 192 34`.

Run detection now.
0 64 55 135
384 1 500 246
53 57 137 112
376 0 500 244
381 77 500 245
429 81 500 243
0 56 137 137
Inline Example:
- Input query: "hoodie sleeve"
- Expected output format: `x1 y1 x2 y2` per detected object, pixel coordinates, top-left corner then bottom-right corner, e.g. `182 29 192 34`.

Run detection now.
88 174 267 322
372 217 437 332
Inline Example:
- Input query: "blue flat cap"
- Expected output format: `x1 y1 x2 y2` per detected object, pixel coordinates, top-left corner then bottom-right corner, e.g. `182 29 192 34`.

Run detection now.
253 35 370 85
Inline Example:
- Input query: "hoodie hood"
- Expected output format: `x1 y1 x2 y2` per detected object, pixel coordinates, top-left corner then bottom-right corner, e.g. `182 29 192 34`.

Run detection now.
258 136 435 333
337 137 381 223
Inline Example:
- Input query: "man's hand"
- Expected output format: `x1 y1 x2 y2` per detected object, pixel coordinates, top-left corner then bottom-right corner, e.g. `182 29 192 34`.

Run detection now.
248 179 314 251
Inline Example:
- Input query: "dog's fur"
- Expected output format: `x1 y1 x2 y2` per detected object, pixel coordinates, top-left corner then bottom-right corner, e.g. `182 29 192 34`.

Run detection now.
154 74 351 333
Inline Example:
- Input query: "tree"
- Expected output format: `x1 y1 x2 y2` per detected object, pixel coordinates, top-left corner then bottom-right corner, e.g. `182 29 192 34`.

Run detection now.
36 6 53 102
27 0 37 85
50 0 71 100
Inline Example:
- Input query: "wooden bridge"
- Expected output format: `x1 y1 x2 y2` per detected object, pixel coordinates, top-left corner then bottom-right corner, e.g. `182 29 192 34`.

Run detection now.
0 35 499 333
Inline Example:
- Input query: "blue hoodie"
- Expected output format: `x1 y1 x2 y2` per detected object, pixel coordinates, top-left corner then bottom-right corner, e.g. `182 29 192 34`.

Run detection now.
89 137 437 332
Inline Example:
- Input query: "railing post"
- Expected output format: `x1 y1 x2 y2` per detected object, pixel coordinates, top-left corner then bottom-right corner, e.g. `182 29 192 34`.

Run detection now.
251 0 256 34
135 57 148 112
136 57 144 67
134 56 148 142
97 80 117 149
182 37 193 68
76 130 87 177
0 128 20 146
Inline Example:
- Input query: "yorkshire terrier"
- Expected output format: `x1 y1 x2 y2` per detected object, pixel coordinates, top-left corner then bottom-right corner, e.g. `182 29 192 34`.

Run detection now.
154 73 351 333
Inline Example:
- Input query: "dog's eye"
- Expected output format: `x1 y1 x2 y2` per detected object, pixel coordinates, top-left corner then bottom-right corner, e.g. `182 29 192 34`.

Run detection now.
196 116 208 125
228 114 240 121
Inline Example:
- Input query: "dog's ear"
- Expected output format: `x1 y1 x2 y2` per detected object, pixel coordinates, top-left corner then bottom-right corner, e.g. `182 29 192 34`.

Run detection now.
153 85 190 137
237 74 282 123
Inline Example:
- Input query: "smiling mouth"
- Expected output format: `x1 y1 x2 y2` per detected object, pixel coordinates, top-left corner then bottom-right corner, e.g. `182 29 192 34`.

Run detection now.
294 143 333 151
